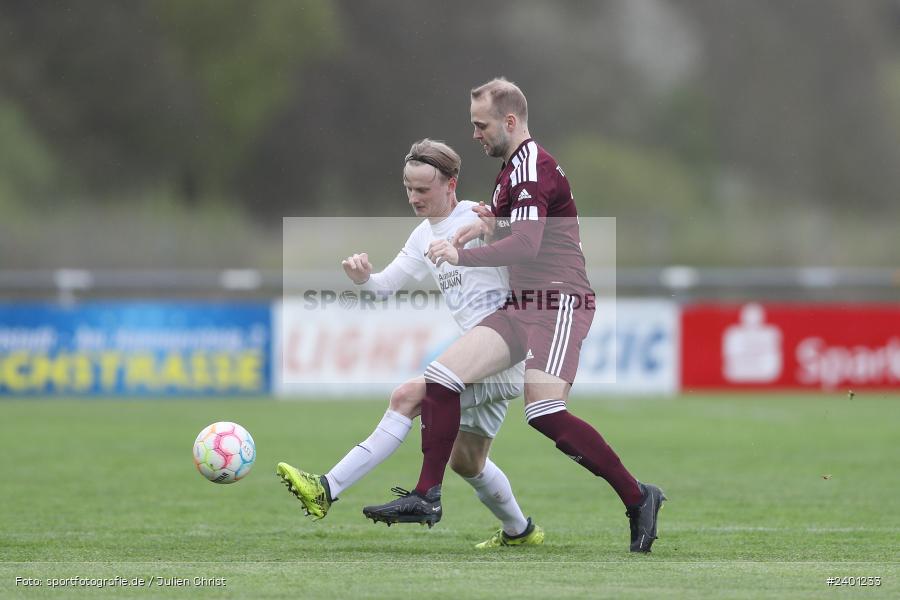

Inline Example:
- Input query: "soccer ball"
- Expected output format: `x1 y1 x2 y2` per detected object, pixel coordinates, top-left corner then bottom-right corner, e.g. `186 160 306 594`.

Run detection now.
192 422 256 484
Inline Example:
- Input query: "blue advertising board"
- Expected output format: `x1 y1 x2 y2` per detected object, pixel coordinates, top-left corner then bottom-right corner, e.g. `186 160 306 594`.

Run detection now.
0 302 271 396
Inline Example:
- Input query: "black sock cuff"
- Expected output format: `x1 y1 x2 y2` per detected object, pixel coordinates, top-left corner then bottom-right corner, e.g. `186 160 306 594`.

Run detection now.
320 475 335 503
506 517 534 539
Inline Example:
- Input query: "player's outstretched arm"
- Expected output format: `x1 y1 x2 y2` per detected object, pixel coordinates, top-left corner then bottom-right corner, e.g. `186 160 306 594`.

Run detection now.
342 252 373 284
344 249 420 297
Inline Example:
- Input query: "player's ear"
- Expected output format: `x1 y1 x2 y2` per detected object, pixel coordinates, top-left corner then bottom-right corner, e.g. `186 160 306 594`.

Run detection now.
505 114 516 131
447 177 457 193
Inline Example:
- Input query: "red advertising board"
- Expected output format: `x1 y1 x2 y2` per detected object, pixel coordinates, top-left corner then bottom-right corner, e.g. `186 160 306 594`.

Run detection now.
681 303 900 390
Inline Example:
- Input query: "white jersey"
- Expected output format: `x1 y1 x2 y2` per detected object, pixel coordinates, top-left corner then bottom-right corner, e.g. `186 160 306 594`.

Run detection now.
361 200 525 423
363 201 509 332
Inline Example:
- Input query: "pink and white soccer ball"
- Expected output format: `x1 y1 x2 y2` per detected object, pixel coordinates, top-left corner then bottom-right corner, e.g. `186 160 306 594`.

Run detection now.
192 422 256 484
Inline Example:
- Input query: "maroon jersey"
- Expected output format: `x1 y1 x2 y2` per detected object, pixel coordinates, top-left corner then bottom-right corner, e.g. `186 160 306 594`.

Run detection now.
457 138 593 296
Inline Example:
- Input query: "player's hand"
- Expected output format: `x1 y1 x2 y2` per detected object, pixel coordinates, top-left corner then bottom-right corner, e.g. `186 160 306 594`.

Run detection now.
472 201 495 222
452 203 495 248
341 252 373 284
426 240 459 267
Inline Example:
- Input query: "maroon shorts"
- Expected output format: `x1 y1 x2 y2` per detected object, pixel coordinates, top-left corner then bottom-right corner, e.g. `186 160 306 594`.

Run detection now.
477 290 595 384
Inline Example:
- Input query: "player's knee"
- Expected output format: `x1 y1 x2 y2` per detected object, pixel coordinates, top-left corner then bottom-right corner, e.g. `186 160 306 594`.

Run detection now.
449 453 480 478
450 443 487 477
389 382 422 418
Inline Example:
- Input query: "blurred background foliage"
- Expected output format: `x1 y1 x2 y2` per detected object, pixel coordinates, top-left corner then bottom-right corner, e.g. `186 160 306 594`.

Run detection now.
1 0 898 268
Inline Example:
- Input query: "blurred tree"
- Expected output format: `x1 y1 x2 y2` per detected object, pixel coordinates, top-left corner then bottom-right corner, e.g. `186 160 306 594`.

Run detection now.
558 135 704 263
0 1 191 196
0 0 337 204
152 0 338 200
1 0 899 268
0 96 59 204
560 136 701 217
237 0 518 217
679 0 900 210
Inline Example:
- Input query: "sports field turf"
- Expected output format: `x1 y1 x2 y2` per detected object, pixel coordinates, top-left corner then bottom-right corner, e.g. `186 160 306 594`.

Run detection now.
2 394 898 598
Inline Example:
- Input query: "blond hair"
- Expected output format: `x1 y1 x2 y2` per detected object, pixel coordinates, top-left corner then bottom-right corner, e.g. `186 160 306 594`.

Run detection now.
404 138 461 180
470 77 528 123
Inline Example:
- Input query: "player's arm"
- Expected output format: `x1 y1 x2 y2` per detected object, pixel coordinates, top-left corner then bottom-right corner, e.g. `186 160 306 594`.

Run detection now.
345 255 417 297
427 214 543 268
343 230 428 294
454 219 543 267
445 181 546 267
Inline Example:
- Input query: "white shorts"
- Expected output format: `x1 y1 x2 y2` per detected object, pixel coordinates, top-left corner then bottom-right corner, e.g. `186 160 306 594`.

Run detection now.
458 362 525 438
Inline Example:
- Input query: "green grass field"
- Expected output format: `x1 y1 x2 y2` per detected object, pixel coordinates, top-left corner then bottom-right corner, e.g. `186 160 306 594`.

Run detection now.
2 394 898 599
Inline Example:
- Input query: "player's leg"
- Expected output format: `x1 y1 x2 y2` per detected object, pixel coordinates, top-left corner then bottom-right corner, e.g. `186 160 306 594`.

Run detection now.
276 378 422 519
452 372 543 548
449 431 544 548
521 293 665 551
363 316 523 525
523 369 665 552
363 340 522 527
323 378 421 498
452 394 529 536
414 323 514 495
523 368 642 505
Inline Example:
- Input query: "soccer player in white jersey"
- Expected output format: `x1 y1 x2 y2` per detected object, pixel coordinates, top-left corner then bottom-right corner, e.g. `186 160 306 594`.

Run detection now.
276 139 543 548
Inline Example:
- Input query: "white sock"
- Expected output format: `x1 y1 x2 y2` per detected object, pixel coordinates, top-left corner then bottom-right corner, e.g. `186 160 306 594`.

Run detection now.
463 458 529 536
324 410 412 498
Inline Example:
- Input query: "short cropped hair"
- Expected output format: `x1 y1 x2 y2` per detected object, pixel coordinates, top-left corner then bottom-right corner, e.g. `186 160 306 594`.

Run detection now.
404 139 461 180
470 77 528 123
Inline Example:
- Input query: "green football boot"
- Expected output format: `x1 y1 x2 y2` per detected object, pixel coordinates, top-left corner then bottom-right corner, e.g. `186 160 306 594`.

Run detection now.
275 462 333 520
475 518 544 549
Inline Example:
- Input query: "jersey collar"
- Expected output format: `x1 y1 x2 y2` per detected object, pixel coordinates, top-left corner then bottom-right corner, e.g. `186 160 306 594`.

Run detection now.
501 138 534 169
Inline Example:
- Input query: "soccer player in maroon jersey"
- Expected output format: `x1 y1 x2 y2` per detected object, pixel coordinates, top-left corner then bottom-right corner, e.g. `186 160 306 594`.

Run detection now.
364 78 665 552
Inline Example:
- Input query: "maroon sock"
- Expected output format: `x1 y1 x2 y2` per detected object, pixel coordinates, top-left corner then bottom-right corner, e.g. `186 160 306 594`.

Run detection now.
415 375 462 495
527 405 642 506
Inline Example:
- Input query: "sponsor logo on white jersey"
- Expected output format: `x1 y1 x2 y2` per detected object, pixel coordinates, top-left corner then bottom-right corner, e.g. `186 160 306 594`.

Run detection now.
438 270 462 292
